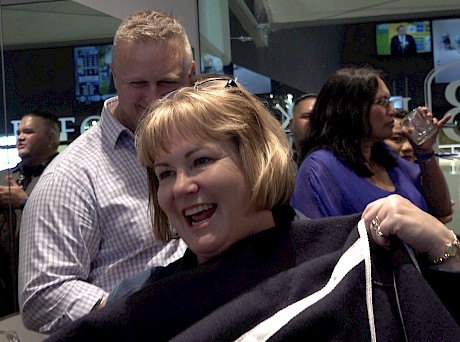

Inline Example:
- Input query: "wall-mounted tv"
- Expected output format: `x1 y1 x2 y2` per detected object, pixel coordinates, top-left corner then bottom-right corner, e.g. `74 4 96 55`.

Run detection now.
375 21 432 56
73 44 116 103
432 18 460 84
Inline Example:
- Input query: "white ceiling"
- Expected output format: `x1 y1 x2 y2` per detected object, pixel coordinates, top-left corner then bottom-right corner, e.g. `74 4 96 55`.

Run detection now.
1 0 460 49
229 0 460 48
263 0 460 26
0 1 120 48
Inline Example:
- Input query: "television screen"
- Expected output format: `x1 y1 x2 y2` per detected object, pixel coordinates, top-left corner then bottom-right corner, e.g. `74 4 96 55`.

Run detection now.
375 21 431 56
74 44 116 103
432 18 460 84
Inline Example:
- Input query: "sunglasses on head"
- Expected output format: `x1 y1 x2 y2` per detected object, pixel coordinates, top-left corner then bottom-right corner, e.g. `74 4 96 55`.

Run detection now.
162 77 239 99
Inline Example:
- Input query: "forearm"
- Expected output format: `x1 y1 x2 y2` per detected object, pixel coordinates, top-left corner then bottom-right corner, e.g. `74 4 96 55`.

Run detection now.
18 173 104 332
21 279 108 333
19 230 106 333
417 155 452 217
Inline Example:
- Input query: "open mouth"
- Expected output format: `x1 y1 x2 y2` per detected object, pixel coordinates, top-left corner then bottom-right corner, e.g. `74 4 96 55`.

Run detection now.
184 204 217 226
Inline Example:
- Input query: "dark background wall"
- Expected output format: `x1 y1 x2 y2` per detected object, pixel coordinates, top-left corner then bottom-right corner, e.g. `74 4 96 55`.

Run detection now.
2 46 105 140
231 24 346 96
231 20 436 110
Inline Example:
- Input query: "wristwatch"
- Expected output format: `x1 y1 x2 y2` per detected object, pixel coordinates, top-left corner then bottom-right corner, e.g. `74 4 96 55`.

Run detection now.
431 230 459 265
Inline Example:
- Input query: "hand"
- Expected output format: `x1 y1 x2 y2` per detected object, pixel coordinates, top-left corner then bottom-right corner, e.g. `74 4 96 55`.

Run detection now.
362 194 460 270
411 107 451 154
437 200 455 224
0 176 28 209
437 214 453 224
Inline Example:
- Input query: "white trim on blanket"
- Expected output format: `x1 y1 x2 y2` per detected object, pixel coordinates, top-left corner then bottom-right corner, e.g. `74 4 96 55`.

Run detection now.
234 220 375 342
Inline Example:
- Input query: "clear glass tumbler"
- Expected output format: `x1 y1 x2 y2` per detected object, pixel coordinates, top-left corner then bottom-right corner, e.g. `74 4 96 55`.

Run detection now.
400 107 437 145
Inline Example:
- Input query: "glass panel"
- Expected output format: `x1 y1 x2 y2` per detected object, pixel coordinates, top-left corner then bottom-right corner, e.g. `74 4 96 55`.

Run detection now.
0 0 120 318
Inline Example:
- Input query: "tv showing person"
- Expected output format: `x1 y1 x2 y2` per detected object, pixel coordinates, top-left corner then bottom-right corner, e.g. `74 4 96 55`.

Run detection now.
391 25 417 57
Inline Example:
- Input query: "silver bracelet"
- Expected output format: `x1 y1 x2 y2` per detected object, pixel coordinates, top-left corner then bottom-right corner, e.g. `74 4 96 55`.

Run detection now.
430 230 459 265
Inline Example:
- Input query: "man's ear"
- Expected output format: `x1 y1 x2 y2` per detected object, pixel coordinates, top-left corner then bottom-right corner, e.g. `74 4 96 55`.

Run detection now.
188 61 196 85
110 62 118 90
48 131 57 148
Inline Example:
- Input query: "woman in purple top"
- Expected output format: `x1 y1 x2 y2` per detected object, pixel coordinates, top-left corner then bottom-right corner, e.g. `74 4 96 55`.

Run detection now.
291 66 452 220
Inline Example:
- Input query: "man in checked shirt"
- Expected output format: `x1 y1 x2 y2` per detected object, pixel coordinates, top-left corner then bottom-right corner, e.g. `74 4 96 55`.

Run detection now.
18 10 194 333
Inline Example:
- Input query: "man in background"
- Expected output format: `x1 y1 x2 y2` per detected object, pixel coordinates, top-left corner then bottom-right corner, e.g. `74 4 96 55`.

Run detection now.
391 25 417 57
289 94 317 167
19 10 194 333
0 111 59 316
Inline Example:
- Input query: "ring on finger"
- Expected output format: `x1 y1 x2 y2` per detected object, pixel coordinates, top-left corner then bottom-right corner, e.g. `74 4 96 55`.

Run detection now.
371 216 380 231
376 226 387 237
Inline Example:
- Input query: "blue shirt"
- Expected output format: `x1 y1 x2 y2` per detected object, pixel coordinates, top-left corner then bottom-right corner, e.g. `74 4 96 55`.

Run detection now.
291 148 429 218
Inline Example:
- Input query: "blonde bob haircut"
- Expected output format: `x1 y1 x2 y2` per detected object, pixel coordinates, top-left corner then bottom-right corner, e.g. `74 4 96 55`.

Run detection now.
136 80 295 242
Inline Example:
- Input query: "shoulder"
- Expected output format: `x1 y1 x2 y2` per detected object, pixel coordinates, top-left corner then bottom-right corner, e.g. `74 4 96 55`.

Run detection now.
289 214 362 258
292 213 361 234
303 149 337 165
295 149 354 195
393 157 420 176
0 168 11 181
0 167 11 175
43 128 107 179
300 149 347 175
29 131 107 201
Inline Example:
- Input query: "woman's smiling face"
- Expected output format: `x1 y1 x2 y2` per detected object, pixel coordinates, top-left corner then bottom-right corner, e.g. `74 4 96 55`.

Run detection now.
154 130 269 263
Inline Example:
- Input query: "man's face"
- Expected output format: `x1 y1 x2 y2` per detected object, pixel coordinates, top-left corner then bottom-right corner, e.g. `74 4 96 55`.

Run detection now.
290 97 316 151
111 40 194 132
398 26 406 36
16 115 53 166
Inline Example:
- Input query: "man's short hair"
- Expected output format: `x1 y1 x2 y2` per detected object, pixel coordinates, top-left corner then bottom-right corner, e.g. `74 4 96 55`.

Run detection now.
26 111 60 147
293 93 317 110
112 9 193 74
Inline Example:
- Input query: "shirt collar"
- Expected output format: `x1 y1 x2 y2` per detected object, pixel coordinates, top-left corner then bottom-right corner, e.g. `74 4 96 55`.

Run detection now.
101 96 135 148
13 152 58 189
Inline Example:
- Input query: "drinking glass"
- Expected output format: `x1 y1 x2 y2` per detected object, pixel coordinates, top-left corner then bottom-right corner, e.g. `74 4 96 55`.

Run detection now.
400 107 437 145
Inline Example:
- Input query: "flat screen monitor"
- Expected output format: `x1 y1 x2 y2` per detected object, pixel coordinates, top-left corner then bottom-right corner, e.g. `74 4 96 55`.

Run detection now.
375 21 432 56
432 18 460 84
73 44 116 103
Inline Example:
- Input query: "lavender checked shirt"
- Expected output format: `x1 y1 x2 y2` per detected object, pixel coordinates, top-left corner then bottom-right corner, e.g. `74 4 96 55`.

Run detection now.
18 97 186 333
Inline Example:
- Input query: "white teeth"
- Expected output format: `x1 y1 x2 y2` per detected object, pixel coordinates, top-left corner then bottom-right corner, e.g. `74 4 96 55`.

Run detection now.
185 204 214 216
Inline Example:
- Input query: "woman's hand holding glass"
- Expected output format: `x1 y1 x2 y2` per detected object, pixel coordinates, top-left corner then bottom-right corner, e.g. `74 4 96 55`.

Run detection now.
403 106 452 153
